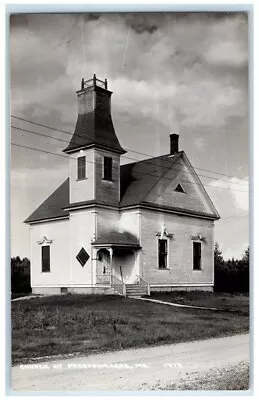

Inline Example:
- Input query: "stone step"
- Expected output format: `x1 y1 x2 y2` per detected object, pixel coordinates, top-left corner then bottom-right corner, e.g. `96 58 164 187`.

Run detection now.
125 284 140 287
126 290 147 295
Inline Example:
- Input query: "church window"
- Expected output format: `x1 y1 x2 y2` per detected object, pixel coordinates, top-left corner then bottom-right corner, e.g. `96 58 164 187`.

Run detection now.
77 156 86 180
193 242 202 270
41 245 50 272
103 156 113 181
158 239 168 269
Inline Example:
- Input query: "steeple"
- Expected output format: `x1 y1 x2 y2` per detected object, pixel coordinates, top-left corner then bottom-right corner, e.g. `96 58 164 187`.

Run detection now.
63 74 126 154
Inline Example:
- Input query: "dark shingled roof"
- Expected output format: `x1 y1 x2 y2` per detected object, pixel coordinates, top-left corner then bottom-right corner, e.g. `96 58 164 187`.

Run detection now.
25 178 69 223
120 152 183 207
92 231 140 247
25 152 219 223
63 111 125 154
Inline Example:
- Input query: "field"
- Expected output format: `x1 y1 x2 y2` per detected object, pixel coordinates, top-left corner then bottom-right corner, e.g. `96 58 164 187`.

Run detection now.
11 292 249 365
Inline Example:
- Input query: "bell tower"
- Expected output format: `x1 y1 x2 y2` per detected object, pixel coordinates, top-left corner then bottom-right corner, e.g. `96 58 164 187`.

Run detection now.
63 75 126 206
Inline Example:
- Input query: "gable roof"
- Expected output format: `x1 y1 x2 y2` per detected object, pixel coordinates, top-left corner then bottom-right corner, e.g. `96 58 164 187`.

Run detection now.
25 152 220 224
120 152 183 207
24 178 69 223
63 111 125 154
120 151 220 219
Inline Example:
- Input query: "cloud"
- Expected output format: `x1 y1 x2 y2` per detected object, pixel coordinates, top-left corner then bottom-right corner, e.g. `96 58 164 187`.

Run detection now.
10 12 248 131
209 176 249 212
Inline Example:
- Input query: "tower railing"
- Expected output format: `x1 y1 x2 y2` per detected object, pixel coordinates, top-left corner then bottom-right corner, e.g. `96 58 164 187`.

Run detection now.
81 74 107 90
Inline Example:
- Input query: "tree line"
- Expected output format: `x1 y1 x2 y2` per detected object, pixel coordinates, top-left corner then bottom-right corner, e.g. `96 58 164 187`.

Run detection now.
11 256 31 294
214 243 249 292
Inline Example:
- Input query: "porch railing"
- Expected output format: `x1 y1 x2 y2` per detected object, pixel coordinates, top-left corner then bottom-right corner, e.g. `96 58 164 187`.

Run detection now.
136 275 150 296
96 274 111 285
111 275 126 297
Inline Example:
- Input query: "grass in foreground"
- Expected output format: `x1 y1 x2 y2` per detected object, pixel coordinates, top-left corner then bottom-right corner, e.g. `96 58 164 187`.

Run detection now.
146 362 250 391
147 291 249 313
12 293 249 365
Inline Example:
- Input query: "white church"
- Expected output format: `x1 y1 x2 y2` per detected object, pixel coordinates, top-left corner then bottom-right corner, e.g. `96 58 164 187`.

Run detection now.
25 75 220 296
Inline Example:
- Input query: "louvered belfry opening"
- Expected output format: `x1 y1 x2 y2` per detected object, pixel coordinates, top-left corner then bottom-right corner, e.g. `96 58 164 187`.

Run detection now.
63 74 125 155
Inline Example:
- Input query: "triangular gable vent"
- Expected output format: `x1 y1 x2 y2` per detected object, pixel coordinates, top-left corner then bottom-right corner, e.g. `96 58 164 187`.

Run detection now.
174 183 185 193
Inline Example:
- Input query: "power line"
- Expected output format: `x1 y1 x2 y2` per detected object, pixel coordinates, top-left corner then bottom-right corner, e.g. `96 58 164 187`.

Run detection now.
11 142 73 160
11 140 248 193
11 124 248 188
11 114 249 184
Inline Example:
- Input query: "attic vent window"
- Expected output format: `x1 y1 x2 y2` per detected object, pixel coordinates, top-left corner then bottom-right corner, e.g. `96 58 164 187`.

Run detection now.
174 184 185 193
76 247 89 267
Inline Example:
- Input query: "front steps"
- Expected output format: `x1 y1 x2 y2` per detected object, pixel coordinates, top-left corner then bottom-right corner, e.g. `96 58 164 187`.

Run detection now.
125 284 148 298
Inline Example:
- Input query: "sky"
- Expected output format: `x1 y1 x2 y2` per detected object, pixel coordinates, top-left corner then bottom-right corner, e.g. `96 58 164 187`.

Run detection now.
10 12 249 260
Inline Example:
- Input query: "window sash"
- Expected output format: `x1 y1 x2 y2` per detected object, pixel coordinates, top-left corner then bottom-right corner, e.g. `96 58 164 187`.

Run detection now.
103 156 112 181
158 239 168 269
193 242 201 270
77 156 86 180
42 245 50 272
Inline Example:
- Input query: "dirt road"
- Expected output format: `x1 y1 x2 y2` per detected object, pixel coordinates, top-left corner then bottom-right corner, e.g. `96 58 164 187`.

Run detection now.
12 334 249 391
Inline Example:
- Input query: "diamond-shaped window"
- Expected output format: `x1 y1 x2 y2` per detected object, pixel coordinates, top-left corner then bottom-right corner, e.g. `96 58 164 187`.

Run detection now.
76 247 89 267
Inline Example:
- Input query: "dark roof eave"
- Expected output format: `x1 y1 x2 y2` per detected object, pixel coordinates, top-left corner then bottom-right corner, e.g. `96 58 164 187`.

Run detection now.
63 143 126 155
24 215 69 224
92 242 141 249
63 200 119 211
119 201 220 220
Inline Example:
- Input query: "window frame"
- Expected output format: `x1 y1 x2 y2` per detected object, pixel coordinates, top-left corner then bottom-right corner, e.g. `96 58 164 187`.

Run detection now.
41 245 50 273
174 183 185 193
193 241 202 270
158 238 168 269
77 155 86 181
103 156 113 181
76 247 90 267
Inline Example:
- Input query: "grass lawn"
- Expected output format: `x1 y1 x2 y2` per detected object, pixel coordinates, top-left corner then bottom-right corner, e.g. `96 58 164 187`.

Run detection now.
147 291 249 313
11 293 249 365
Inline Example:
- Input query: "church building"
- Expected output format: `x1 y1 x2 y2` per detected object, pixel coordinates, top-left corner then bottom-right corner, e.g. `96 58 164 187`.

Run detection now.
25 75 220 296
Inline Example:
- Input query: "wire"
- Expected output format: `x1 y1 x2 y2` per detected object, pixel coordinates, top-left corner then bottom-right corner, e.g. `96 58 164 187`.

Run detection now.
11 124 249 192
11 125 250 192
11 142 73 160
11 139 248 193
11 114 249 184
11 125 248 186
